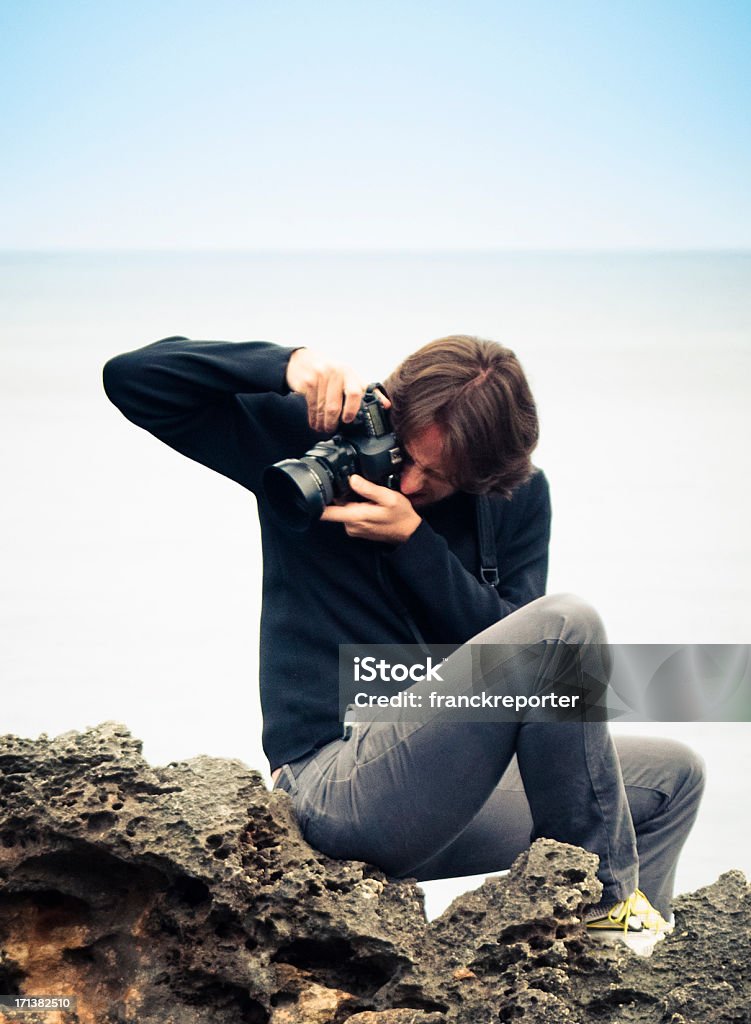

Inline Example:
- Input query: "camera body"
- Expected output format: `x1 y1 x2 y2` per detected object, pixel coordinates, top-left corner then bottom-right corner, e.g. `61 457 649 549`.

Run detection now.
262 385 403 531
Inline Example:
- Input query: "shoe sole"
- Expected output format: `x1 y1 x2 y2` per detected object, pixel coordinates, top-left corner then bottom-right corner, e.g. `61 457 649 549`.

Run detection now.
588 928 667 958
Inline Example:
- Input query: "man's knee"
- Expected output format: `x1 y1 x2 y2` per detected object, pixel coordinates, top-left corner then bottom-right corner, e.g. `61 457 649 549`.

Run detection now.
667 739 707 804
475 592 608 653
533 592 608 646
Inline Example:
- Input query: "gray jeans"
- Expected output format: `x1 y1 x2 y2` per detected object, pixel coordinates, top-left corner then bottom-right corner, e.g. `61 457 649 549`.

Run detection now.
274 594 705 916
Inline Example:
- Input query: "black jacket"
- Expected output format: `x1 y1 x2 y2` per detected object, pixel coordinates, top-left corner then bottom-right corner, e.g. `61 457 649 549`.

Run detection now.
103 337 552 768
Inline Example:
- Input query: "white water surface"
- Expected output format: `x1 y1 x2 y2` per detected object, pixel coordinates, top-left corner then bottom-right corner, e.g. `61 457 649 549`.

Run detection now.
1 251 749 918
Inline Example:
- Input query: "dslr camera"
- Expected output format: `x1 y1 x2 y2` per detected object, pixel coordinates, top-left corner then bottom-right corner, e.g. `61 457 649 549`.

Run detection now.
263 384 403 531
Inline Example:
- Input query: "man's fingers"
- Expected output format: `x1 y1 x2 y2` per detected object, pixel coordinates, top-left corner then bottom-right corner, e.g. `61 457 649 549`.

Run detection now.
306 372 341 432
342 371 366 423
320 501 380 540
373 387 391 410
307 366 365 432
348 474 390 503
287 350 369 431
319 482 421 543
320 372 347 433
320 494 380 522
303 382 320 430
320 505 353 523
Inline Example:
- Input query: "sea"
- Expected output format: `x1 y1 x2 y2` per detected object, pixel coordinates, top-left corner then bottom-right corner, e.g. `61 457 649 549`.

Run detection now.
1 250 749 918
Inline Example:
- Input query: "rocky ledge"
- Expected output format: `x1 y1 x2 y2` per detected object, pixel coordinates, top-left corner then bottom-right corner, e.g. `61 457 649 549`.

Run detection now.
0 722 748 1024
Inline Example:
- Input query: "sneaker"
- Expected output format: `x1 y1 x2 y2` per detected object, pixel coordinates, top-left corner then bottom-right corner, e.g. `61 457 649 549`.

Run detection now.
629 889 674 934
585 889 672 957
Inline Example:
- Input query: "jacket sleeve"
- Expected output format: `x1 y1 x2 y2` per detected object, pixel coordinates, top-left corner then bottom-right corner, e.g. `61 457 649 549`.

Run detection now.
102 336 309 494
381 470 551 643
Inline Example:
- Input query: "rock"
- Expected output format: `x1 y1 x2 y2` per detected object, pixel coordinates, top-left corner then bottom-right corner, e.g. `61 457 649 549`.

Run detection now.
0 722 425 1024
379 837 604 1023
0 722 749 1024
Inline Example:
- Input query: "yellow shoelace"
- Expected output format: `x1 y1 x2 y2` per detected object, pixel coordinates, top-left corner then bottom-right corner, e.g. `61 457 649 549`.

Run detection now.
605 892 640 931
606 889 669 933
630 888 671 932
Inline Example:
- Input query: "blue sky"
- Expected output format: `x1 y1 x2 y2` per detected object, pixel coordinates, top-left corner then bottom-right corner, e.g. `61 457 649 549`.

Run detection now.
2 0 749 249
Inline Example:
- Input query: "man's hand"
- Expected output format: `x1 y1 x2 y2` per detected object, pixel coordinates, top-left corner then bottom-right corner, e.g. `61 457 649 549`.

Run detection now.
320 475 422 544
286 348 364 432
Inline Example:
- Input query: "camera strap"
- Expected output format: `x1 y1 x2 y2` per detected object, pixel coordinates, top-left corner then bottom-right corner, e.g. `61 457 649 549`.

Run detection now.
475 494 500 588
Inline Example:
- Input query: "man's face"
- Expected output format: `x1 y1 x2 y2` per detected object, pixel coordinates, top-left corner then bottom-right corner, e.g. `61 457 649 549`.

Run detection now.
399 423 457 508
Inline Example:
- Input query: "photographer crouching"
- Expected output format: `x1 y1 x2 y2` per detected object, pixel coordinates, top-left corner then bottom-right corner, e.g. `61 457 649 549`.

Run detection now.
103 334 705 952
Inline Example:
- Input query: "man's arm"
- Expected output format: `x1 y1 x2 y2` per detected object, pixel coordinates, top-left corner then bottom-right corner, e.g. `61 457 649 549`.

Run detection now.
103 339 366 493
381 470 551 642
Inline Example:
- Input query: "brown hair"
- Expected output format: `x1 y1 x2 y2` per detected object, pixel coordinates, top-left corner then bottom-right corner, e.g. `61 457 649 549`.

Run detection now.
384 335 539 498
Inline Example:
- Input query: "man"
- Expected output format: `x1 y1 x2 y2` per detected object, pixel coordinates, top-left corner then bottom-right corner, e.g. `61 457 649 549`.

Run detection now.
103 334 704 947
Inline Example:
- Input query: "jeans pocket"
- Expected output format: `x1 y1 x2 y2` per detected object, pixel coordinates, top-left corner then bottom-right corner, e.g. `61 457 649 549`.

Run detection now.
272 763 299 797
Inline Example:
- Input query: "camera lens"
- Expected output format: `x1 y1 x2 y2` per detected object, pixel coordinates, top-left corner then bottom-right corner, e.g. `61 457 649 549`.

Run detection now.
263 458 335 531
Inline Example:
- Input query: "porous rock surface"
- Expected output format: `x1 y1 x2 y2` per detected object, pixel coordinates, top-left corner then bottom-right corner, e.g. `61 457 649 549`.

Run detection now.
0 722 747 1024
